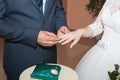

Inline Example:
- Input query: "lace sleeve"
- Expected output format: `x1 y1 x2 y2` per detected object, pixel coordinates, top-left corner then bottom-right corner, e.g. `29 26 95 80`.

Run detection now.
88 0 108 37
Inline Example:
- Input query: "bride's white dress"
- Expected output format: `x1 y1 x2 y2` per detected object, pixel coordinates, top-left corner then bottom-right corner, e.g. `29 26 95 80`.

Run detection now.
75 0 120 80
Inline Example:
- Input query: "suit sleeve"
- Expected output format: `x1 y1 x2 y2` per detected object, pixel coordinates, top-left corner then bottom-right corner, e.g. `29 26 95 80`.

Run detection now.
55 0 67 31
0 0 39 48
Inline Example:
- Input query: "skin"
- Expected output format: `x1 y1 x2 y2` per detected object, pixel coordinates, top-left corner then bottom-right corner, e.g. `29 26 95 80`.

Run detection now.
37 26 70 46
59 27 94 48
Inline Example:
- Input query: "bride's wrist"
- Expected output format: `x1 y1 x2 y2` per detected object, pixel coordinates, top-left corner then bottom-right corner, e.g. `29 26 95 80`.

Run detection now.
75 28 86 37
83 27 94 38
76 27 92 38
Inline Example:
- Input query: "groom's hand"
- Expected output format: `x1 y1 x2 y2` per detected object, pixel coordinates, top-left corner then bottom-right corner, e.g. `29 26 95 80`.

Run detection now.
37 31 59 46
57 26 70 38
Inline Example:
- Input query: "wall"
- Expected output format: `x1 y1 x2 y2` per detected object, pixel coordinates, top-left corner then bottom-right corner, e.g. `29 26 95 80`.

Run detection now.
57 0 98 69
67 0 95 29
0 38 6 80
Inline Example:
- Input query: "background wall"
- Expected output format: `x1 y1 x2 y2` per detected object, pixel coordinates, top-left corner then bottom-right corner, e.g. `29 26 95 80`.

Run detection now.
57 0 97 68
67 0 94 29
0 38 6 80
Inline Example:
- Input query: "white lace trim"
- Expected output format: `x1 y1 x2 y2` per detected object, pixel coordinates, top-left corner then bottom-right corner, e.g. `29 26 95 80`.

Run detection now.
107 0 120 15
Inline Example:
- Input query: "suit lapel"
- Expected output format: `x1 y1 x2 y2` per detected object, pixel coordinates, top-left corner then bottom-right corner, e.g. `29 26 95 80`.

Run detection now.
32 0 55 17
44 0 55 16
31 0 39 10
31 0 43 17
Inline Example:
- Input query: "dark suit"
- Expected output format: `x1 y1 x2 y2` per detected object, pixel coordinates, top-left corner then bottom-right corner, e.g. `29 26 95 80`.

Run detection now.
0 0 66 79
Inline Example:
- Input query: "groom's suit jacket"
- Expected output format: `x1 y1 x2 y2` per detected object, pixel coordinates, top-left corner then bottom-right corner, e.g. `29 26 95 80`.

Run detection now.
0 0 67 74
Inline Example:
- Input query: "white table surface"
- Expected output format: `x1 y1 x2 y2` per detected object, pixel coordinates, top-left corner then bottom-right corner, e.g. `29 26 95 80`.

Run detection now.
19 64 78 80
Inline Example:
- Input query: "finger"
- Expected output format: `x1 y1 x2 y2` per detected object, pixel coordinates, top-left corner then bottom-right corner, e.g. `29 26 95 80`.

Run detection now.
65 28 70 34
59 33 70 39
44 40 58 46
57 30 65 38
58 38 67 43
42 43 56 46
58 35 70 43
47 32 58 38
61 38 73 45
59 27 68 35
41 39 58 46
60 28 66 34
44 32 59 41
47 36 59 41
70 39 79 48
43 43 57 46
47 36 59 42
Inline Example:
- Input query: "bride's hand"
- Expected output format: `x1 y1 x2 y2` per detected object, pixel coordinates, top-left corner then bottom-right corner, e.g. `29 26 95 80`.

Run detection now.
59 29 85 48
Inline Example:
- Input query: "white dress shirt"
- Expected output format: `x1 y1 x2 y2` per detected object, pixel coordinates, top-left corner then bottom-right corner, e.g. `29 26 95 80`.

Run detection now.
43 0 46 14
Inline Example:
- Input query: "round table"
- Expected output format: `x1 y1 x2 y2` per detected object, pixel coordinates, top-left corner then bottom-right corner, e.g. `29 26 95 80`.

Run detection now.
19 64 78 80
